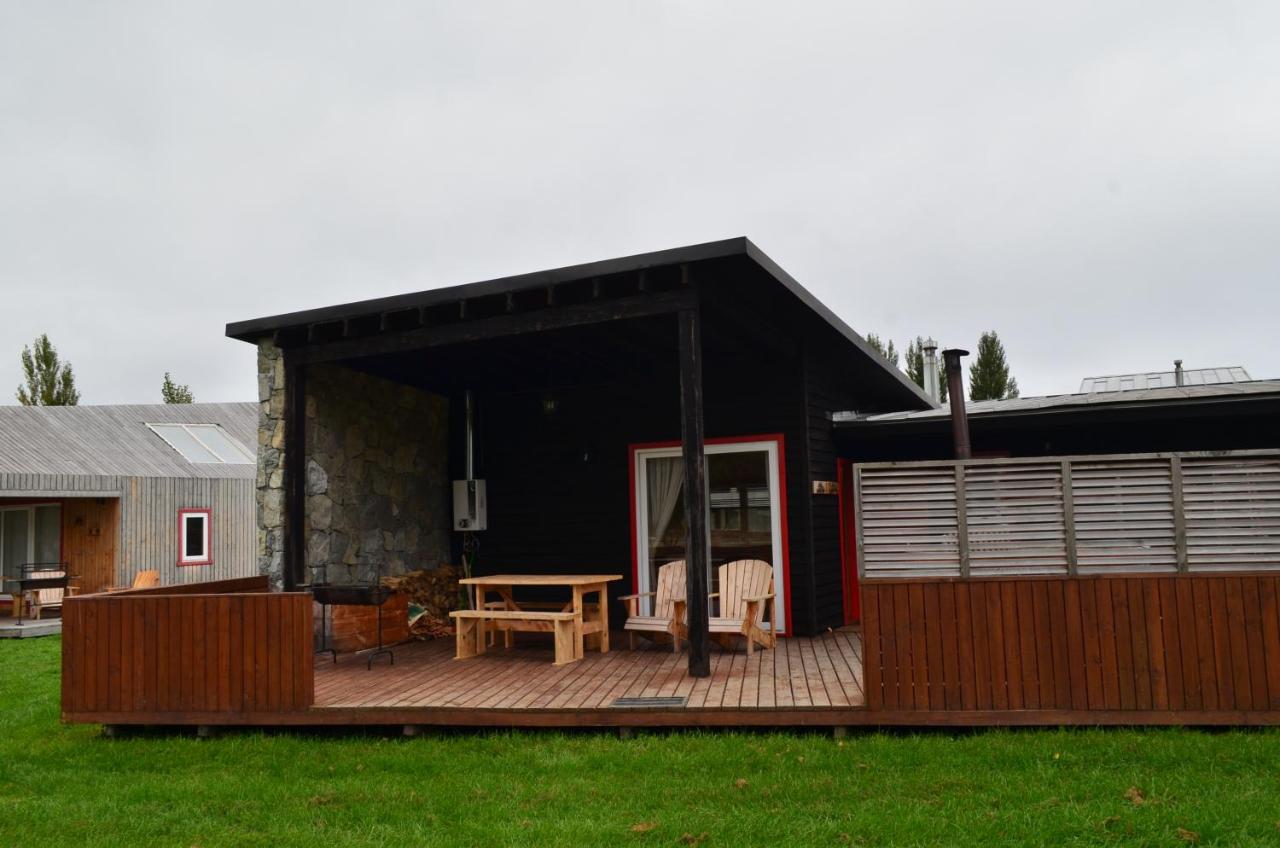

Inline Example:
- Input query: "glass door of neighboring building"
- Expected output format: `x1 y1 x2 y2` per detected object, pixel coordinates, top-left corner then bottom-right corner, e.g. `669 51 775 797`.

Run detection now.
0 504 62 593
632 437 788 634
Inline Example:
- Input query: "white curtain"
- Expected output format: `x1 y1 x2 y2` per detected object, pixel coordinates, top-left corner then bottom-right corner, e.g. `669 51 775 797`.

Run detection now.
646 457 684 558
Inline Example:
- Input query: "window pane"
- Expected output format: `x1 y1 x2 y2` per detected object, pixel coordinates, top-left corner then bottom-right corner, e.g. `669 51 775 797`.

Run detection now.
3 510 30 581
184 515 206 558
708 451 773 568
188 425 254 464
34 505 60 564
150 424 220 463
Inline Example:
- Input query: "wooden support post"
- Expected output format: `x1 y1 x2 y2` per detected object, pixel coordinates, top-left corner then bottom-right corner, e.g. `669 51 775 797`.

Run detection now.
1061 460 1079 575
678 307 711 678
833 726 848 740
283 357 307 592
1171 456 1188 571
955 465 970 578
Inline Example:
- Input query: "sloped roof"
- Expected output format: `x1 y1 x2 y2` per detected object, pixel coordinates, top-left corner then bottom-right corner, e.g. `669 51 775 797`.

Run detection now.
0 402 258 480
226 237 935 410
836 379 1280 426
1079 366 1251 393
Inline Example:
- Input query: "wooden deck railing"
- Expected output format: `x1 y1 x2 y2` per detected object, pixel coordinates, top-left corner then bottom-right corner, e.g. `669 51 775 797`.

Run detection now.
854 450 1280 718
61 579 314 720
861 573 1280 715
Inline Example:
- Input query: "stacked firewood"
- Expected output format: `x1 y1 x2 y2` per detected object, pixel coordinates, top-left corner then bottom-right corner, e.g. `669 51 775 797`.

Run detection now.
381 564 464 640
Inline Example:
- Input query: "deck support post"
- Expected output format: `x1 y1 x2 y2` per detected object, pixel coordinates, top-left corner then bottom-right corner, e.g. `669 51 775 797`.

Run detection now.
283 357 307 592
677 307 711 678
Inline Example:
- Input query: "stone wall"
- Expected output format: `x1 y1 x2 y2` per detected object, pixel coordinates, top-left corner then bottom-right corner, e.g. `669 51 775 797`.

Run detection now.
255 340 286 585
253 341 451 589
303 363 450 585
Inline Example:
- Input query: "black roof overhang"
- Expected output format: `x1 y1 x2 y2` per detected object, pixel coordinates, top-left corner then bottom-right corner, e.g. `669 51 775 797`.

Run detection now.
226 237 934 409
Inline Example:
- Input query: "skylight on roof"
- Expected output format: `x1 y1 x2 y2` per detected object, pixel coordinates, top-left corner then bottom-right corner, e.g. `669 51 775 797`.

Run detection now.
148 423 256 464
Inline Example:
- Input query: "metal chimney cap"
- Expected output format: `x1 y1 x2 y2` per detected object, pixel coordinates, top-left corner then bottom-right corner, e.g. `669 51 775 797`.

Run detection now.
923 337 938 353
941 348 969 358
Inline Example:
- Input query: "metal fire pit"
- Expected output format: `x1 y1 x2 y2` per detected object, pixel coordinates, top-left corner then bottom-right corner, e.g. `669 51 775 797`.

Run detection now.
308 566 395 669
310 585 392 607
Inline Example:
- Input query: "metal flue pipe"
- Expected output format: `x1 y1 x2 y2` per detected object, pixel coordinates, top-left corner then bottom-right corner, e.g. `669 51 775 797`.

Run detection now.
942 348 971 459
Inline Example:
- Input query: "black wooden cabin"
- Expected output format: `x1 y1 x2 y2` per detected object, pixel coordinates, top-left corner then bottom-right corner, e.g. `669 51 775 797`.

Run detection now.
227 238 932 669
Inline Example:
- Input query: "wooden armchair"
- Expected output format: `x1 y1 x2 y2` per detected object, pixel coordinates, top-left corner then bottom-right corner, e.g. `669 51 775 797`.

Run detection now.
107 570 160 593
619 560 686 651
675 559 777 655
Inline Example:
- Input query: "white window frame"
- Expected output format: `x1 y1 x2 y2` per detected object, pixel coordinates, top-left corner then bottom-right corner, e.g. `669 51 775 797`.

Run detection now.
178 508 212 566
632 439 788 634
147 423 256 464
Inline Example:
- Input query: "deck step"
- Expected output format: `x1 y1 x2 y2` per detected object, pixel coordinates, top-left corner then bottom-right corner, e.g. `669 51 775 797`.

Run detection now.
611 696 688 709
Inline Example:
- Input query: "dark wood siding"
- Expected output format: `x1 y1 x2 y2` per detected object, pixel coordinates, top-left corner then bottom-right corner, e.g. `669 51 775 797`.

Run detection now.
465 323 821 631
802 342 913 631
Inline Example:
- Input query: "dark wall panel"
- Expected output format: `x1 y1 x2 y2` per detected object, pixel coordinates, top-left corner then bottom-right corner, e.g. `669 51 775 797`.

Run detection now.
463 323 821 631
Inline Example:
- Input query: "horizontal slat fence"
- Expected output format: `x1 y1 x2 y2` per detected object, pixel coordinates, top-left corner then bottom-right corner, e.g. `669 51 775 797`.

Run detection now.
61 584 313 719
861 573 1280 714
856 451 1280 579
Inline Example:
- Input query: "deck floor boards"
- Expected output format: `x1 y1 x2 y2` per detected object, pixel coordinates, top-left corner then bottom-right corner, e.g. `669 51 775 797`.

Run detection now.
314 629 865 711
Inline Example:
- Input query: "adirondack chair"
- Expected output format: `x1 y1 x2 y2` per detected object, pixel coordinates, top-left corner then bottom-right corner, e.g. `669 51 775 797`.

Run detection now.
107 570 161 593
619 560 687 651
673 559 777 655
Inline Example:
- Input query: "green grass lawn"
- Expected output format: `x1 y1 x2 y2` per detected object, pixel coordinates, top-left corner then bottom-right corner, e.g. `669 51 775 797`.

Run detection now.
3 637 1280 847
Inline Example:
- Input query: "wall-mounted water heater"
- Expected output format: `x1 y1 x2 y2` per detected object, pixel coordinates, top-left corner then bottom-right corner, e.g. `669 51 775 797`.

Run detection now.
452 479 487 531
453 389 487 531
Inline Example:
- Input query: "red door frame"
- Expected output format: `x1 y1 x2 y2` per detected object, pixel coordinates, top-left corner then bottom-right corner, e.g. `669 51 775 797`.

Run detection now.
837 459 861 625
627 433 792 636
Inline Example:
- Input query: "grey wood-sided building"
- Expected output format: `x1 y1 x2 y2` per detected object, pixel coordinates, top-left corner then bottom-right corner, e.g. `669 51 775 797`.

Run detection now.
0 402 259 597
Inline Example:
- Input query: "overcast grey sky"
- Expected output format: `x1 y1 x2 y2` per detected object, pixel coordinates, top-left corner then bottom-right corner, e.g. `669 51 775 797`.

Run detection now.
3 1 1277 405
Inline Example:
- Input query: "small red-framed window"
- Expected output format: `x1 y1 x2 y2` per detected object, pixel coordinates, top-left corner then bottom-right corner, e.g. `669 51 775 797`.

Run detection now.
178 508 212 566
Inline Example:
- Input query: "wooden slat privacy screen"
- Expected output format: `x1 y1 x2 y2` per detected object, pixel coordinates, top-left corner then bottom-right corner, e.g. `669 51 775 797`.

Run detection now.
61 585 314 718
856 452 1280 579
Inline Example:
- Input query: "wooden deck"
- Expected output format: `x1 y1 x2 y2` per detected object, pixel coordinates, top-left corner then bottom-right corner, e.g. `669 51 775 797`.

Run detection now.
311 629 865 725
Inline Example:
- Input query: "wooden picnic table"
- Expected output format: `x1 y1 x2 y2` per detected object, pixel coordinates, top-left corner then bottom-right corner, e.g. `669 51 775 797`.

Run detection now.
457 574 622 662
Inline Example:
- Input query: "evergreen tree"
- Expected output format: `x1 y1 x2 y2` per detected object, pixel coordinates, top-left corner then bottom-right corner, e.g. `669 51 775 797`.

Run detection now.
16 334 80 406
904 337 948 402
161 372 195 404
864 333 899 368
968 331 1020 401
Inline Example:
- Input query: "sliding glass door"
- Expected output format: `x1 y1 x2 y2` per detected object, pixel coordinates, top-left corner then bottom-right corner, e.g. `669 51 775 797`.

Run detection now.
0 504 61 587
633 438 787 633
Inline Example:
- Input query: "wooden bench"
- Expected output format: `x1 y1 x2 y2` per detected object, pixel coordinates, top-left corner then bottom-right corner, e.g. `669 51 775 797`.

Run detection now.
480 600 600 648
450 609 579 666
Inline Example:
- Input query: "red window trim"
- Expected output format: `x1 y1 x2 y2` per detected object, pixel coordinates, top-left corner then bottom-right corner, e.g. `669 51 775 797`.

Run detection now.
627 433 792 636
177 508 213 567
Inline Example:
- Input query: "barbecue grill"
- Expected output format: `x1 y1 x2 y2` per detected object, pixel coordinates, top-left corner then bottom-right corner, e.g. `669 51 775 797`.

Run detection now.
6 563 76 625
307 564 395 669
